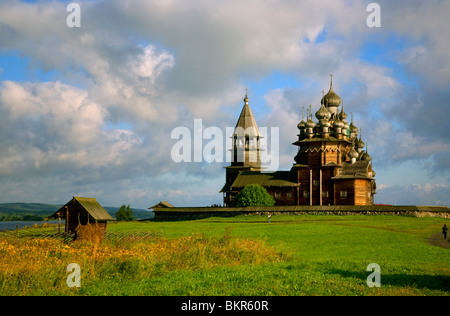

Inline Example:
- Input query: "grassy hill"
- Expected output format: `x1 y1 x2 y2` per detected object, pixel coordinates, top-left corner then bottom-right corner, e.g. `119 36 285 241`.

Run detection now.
0 203 61 213
0 203 153 221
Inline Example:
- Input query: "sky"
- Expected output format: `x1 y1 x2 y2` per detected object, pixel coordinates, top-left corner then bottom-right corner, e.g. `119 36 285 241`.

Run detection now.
0 0 449 209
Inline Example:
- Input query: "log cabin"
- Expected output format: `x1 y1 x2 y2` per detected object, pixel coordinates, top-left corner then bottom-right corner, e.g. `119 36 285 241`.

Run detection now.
49 196 114 239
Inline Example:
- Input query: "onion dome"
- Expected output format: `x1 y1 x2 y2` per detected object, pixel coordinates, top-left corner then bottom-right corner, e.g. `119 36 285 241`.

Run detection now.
349 112 358 135
361 143 372 161
361 151 372 161
356 136 365 149
321 75 342 111
349 121 358 136
297 106 307 130
306 117 316 128
297 120 306 130
355 128 365 148
306 105 316 128
339 103 348 121
315 103 332 121
321 120 331 128
321 87 341 108
333 115 344 128
348 147 359 159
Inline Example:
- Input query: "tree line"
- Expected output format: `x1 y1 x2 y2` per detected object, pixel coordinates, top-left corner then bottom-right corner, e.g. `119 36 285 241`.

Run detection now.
0 214 46 221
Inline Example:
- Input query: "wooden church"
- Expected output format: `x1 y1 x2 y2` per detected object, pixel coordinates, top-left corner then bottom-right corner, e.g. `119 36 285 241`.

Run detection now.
221 76 377 206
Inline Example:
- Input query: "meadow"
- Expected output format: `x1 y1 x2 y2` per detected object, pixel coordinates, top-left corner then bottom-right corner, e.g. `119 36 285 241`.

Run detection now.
0 214 449 296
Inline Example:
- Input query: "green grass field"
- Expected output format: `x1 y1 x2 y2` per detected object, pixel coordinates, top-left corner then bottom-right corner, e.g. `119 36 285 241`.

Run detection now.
1 214 449 296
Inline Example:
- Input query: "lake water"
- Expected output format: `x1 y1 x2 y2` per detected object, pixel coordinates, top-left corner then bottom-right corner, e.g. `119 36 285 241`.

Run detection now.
0 220 62 232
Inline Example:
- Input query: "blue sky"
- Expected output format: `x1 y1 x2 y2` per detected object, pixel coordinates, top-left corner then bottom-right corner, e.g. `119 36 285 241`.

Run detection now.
0 51 52 82
0 0 449 208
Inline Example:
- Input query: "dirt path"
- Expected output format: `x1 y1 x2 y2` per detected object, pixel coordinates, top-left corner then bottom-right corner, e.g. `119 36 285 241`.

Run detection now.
427 232 450 249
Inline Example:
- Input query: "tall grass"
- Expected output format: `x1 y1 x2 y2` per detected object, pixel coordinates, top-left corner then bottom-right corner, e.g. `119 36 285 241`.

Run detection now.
0 227 289 295
1 215 449 296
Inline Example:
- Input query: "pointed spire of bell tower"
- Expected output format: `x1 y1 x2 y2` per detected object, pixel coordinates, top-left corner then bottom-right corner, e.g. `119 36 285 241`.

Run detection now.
234 90 260 136
232 90 261 170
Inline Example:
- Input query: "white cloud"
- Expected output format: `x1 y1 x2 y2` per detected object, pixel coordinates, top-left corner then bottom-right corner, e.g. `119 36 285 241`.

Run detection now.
376 184 391 191
0 81 154 182
129 45 175 83
0 0 449 207
1 80 105 145
377 183 450 206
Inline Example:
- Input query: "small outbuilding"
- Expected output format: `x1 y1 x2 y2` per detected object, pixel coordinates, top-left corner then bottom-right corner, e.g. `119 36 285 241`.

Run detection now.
149 201 174 210
49 196 114 240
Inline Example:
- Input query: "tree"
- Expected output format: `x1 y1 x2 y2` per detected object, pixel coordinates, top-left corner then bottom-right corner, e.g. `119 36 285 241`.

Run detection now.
116 205 135 221
232 184 276 207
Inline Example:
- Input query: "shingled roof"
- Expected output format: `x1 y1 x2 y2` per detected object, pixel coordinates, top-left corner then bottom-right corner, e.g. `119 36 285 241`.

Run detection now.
50 196 113 221
230 171 299 189
234 94 260 137
333 160 373 180
149 201 175 209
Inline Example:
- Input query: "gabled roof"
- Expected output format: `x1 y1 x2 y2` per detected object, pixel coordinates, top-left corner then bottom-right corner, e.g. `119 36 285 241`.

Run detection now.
220 183 231 193
50 196 114 221
230 171 299 189
149 201 174 209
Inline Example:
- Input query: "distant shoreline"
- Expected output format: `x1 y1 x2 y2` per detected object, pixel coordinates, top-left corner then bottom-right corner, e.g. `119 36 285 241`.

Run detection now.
0 220 62 232
0 202 153 222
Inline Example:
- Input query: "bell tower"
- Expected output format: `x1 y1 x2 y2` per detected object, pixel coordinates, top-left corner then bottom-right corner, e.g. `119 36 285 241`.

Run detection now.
231 91 262 170
221 91 262 206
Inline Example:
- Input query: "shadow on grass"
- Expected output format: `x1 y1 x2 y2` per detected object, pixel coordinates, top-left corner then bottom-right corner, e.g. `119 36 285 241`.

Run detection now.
327 269 450 292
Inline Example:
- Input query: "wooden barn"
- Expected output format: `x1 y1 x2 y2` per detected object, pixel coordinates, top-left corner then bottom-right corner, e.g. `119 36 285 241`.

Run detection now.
49 196 114 240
